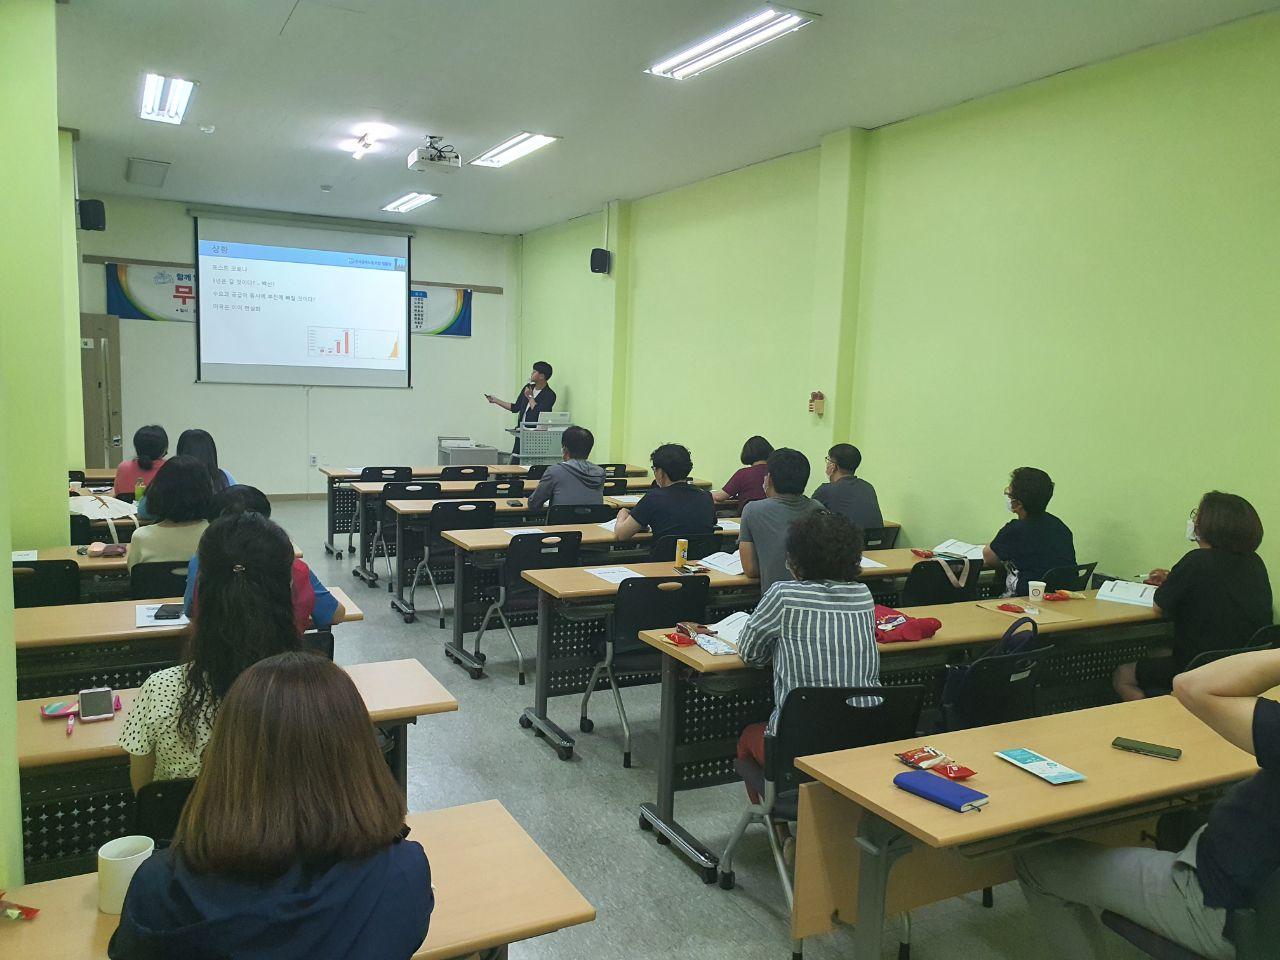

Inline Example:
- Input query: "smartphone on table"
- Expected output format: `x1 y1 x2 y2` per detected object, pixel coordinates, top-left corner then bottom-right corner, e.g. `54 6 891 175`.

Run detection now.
1112 737 1181 761
78 687 116 722
153 602 185 620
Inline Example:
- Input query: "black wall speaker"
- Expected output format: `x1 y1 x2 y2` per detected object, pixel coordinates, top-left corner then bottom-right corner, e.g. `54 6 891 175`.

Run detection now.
590 247 611 274
78 199 106 231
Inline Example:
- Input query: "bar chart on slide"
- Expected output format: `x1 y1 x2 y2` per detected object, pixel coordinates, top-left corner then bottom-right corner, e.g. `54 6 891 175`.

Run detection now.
306 326 400 360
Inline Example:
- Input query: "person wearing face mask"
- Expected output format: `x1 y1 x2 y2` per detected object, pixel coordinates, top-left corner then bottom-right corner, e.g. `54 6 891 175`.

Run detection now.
1113 492 1272 701
811 443 883 530
982 466 1076 597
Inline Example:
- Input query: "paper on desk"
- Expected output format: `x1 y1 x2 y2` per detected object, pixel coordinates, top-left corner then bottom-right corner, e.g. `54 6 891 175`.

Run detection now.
706 610 751 645
859 556 886 569
698 551 744 576
611 494 642 506
587 566 641 584
135 604 190 628
716 519 741 532
976 600 1080 624
932 539 985 561
1096 579 1157 607
596 519 618 532
11 550 37 562
505 528 543 535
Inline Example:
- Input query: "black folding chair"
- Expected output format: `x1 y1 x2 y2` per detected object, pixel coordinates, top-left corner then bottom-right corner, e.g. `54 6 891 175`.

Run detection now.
899 557 983 606
647 534 723 563
579 575 709 767
407 501 498 627
524 463 549 480
941 645 1054 731
133 778 197 848
440 465 487 481
473 479 526 498
473 532 582 685
546 503 617 525
346 467 412 555
719 685 925 957
602 477 630 496
130 561 191 600
1184 623 1280 671
68 470 86 484
861 525 900 550
1103 862 1280 959
1043 561 1098 591
599 463 628 478
372 481 442 585
13 560 80 607
70 513 93 545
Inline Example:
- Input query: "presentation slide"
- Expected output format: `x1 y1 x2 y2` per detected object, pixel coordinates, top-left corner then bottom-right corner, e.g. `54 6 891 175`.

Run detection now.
196 217 410 387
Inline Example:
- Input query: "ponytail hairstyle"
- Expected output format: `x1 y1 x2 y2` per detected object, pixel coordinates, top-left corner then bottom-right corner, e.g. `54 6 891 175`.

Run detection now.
133 424 168 471
177 511 300 746
177 428 228 494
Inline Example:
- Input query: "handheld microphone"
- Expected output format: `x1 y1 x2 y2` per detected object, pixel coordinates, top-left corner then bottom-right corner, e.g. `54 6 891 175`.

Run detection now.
525 381 536 391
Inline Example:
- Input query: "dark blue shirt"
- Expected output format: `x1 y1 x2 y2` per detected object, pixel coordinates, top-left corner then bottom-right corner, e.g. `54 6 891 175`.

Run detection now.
989 512 1076 596
629 481 716 542
109 838 431 960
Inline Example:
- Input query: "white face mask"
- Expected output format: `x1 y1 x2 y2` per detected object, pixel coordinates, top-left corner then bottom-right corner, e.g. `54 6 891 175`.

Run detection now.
1187 517 1198 542
1006 496 1016 513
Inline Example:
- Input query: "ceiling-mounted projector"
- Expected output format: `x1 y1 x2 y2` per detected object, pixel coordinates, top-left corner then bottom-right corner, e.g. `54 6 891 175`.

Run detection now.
408 135 461 173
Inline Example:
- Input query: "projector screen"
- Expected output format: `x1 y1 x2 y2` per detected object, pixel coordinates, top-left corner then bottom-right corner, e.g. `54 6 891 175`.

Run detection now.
195 216 410 388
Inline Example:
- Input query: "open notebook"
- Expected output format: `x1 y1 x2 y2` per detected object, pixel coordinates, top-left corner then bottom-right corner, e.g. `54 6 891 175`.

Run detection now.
1096 579 1157 607
697 551 744 576
932 539 985 561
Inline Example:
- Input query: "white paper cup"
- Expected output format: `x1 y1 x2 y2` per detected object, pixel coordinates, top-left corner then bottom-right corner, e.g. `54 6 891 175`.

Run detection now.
98 835 155 914
1028 580 1047 603
69 481 82 489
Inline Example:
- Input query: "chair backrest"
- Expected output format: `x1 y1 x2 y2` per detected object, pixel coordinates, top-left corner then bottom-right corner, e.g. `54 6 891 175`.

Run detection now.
524 463 549 480
503 532 582 591
130 560 191 600
68 470 86 484
766 685 926 791
70 513 93 545
648 534 723 563
1043 561 1098 592
302 629 335 660
133 777 197 847
546 503 617 525
428 500 497 536
899 558 983 606
1249 623 1280 648
602 477 629 495
942 646 1053 730
612 576 710 655
12 560 80 608
1185 640 1275 672
474 479 526 497
358 466 412 483
380 481 441 522
115 490 136 504
598 463 628 478
440 465 486 481
861 525 900 550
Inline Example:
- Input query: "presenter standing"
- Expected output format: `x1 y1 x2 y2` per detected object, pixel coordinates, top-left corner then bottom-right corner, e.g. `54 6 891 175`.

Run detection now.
485 360 556 455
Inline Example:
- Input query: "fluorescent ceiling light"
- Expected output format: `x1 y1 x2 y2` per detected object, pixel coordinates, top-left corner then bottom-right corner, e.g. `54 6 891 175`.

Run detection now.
382 192 438 213
647 7 815 80
140 73 195 124
470 132 559 168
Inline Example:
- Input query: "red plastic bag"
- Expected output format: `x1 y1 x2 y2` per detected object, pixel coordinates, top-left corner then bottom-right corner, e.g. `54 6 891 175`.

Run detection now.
874 604 942 644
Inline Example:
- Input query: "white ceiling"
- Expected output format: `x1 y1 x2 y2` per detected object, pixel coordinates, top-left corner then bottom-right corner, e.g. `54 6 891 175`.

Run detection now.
57 0 1280 236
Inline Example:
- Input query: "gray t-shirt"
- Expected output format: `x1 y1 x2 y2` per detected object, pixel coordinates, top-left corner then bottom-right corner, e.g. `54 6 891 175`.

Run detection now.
739 495 826 593
812 475 883 530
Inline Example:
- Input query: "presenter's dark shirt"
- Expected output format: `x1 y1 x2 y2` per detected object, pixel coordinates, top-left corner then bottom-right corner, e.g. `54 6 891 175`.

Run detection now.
513 386 556 425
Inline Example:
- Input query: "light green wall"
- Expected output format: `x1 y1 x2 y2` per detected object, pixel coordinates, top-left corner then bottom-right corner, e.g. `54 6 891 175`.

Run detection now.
520 12 1280 589
0 0 67 884
60 131 85 470
625 149 823 484
855 12 1280 582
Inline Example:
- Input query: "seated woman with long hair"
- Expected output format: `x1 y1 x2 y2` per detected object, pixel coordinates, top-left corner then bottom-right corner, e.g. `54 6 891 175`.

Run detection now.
110 652 433 959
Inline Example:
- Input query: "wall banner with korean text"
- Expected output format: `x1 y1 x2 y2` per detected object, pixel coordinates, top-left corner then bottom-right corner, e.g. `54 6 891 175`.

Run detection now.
409 285 472 337
105 262 197 322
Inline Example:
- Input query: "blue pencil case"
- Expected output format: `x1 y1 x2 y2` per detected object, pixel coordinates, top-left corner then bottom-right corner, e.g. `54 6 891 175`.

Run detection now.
893 769 989 812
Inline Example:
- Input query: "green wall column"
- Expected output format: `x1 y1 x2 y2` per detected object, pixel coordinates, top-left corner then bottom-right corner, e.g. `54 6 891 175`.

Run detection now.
60 130 85 470
0 0 73 552
602 200 633 462
810 127 871 451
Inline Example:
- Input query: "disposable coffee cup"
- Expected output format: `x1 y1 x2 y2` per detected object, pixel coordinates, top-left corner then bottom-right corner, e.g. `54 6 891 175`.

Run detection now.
1028 580 1046 603
98 835 154 914
69 481 82 490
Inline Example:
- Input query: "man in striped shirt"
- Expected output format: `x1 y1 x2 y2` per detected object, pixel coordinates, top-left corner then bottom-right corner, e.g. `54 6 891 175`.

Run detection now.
736 510 880 801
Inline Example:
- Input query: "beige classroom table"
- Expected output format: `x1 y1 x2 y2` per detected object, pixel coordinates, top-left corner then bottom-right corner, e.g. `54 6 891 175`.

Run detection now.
14 588 363 701
30 542 303 577
791 694 1261 956
630 590 1166 880
78 467 116 485
1 800 595 960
